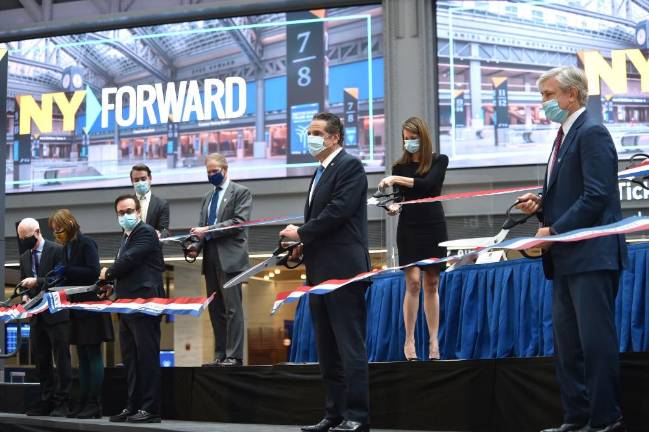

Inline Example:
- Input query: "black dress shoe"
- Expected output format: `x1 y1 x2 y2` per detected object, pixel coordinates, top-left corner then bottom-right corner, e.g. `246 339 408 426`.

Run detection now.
49 404 71 417
76 398 102 419
202 358 224 367
301 417 343 432
127 410 161 423
541 423 587 432
109 409 134 422
588 420 626 432
219 358 243 366
330 420 370 432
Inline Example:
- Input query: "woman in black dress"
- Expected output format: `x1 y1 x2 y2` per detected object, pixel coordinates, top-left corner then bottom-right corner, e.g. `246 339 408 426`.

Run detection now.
49 209 114 418
379 117 448 361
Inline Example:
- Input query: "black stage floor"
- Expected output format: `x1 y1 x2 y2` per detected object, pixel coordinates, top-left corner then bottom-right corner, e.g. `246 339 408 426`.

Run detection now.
1 354 648 432
0 413 435 432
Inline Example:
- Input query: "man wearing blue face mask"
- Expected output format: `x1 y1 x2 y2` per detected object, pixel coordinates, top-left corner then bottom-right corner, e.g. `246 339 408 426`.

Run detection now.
280 113 370 432
188 153 252 367
130 164 169 238
517 67 627 432
100 194 165 424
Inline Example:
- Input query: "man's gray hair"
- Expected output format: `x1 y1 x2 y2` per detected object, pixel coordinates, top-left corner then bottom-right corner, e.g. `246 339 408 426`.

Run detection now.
537 66 589 106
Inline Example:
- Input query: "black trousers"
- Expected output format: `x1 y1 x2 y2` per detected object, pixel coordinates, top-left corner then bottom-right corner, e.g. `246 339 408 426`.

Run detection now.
204 246 244 361
119 313 161 414
552 270 621 428
309 282 369 424
31 319 72 405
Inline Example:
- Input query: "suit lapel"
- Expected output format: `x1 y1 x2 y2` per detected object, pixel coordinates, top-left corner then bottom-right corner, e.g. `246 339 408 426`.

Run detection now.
546 111 587 193
145 195 157 225
309 150 344 205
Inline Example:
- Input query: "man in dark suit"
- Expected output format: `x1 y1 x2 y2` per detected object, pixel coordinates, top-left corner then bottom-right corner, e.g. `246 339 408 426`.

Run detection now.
100 194 165 424
280 112 371 432
518 66 627 432
188 153 252 367
18 218 71 417
130 164 170 238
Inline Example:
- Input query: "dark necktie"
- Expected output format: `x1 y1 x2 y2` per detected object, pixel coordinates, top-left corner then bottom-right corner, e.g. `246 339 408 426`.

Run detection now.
117 234 127 257
313 165 325 189
208 187 222 226
547 127 564 181
32 250 40 276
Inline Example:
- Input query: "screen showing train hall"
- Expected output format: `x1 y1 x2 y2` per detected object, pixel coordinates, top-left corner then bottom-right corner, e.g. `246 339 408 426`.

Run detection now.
0 5 383 193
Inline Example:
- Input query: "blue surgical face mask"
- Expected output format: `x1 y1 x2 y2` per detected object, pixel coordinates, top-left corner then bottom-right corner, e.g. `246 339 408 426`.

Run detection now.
118 213 139 231
208 171 224 187
134 180 150 195
307 135 326 157
542 99 569 123
404 139 420 154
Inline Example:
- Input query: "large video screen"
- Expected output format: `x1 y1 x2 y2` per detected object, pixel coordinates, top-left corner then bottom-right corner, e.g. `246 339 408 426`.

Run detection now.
437 0 649 168
0 5 383 193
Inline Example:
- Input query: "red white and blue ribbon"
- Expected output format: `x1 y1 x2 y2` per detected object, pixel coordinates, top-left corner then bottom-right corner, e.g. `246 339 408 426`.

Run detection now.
618 160 649 180
1 292 213 322
46 291 214 317
271 215 649 314
160 215 302 243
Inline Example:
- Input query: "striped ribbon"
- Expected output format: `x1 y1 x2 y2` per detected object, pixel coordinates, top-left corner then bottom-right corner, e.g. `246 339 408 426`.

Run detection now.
160 216 303 243
0 292 214 322
271 215 648 314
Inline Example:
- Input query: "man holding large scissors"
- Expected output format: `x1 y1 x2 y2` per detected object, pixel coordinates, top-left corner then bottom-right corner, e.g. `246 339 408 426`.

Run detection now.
280 112 371 432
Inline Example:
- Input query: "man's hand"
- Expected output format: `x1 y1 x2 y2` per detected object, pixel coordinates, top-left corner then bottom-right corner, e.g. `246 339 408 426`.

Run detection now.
20 277 37 289
533 227 553 250
190 226 210 240
185 244 199 259
378 176 397 189
22 295 30 303
279 224 301 242
516 193 542 215
156 230 162 239
387 203 401 216
288 244 304 262
99 267 108 281
98 284 114 300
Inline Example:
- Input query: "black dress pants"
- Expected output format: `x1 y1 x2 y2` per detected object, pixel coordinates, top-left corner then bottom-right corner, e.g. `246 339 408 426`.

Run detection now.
119 313 161 414
309 281 369 424
31 319 72 406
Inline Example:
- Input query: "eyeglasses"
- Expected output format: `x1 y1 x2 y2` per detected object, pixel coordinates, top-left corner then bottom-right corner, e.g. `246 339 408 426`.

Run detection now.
117 208 137 216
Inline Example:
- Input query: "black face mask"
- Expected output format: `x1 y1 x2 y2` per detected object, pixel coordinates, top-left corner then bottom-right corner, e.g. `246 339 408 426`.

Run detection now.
20 235 37 251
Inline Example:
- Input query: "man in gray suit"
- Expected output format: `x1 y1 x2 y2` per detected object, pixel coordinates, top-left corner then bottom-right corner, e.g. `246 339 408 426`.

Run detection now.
188 153 252 366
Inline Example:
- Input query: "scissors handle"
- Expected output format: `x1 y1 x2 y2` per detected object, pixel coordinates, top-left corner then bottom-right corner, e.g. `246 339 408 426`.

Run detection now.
502 201 538 230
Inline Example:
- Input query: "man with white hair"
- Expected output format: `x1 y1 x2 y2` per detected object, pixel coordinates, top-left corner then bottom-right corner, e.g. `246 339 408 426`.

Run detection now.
17 218 70 417
517 66 627 432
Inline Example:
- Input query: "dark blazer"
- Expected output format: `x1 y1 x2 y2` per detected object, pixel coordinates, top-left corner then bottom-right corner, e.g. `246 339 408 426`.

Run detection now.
541 110 628 278
19 239 68 324
62 233 114 344
298 150 370 286
108 222 165 299
145 194 170 238
197 181 252 274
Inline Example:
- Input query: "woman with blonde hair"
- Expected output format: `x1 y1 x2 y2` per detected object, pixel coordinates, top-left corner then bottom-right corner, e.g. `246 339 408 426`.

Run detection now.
379 116 449 360
49 209 114 418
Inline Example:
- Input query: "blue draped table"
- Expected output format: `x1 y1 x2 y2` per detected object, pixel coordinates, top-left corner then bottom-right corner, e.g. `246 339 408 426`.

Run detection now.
289 243 649 362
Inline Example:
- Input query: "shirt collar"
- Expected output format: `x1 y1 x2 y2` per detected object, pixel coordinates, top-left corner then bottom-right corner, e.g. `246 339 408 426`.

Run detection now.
138 190 152 201
215 177 230 192
321 147 343 169
34 237 44 253
561 107 586 137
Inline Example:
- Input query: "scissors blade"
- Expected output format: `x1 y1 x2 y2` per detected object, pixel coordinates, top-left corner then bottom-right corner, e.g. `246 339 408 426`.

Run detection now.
223 255 283 289
49 284 99 295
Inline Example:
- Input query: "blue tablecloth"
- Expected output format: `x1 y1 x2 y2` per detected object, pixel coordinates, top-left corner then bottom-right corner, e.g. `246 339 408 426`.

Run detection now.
289 243 649 362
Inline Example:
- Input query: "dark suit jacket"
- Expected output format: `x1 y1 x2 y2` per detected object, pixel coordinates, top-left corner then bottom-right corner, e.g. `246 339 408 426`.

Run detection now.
19 239 68 324
145 194 170 238
197 181 252 274
298 149 370 286
541 110 628 279
62 233 100 312
108 222 165 299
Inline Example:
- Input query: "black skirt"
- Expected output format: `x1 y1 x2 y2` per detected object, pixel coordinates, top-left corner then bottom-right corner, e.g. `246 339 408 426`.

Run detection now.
69 293 115 345
397 221 448 267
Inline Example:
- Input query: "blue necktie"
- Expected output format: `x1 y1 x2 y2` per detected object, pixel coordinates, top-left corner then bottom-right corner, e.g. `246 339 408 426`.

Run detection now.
32 250 40 276
208 187 222 226
313 165 325 189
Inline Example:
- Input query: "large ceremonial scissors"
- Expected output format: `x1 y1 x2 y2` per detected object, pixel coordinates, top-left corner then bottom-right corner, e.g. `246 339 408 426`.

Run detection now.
223 238 303 289
439 200 541 258
367 185 403 210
